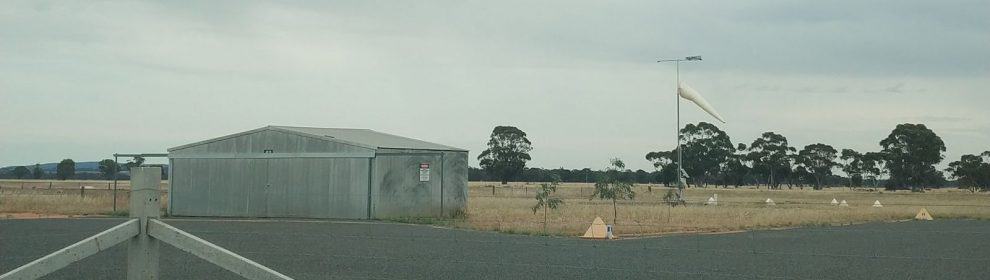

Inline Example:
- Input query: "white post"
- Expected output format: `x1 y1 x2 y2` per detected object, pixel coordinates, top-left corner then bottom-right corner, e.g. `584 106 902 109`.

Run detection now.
128 167 161 280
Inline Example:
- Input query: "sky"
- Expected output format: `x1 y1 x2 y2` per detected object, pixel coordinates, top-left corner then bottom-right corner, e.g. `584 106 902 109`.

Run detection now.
1 1 988 171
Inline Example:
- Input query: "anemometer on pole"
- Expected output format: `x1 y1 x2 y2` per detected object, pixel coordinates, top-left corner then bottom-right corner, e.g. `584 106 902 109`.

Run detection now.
657 55 726 201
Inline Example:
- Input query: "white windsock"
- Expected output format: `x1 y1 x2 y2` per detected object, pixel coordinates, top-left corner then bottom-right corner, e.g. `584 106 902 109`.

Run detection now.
678 82 726 123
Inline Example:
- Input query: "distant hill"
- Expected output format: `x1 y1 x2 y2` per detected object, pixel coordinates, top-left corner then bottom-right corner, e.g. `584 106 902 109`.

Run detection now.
0 161 101 173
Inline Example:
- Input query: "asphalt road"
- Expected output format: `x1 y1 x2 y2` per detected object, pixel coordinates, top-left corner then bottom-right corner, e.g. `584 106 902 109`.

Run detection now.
1 218 988 279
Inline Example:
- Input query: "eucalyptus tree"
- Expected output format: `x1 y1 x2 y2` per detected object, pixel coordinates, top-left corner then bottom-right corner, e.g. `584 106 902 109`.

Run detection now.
947 151 990 192
532 174 564 234
56 159 75 180
124 156 145 170
478 126 533 185
792 166 813 189
591 158 636 225
723 143 751 188
679 122 735 187
747 132 795 189
31 164 43 179
880 124 946 190
12 166 30 179
98 159 120 180
645 150 676 187
797 143 839 189
862 152 887 189
839 149 865 188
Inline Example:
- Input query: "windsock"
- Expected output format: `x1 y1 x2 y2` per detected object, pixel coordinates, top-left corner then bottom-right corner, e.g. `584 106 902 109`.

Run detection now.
678 82 726 123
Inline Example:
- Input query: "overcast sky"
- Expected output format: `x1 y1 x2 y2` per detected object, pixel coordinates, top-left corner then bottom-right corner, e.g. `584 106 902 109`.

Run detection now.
1 1 988 171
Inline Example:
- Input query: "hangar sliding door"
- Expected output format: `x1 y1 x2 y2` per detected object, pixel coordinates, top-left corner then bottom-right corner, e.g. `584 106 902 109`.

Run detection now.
172 157 370 219
169 158 268 217
263 157 370 219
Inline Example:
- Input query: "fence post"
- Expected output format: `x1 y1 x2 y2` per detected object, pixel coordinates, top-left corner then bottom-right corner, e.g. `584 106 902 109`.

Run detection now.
127 167 161 280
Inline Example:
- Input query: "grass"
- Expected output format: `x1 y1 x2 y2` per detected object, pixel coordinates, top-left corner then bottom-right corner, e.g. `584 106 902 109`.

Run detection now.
459 182 990 236
3 179 988 237
0 179 169 190
0 187 167 217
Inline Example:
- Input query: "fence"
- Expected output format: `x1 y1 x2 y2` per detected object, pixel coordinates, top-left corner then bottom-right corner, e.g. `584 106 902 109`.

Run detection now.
0 180 170 191
0 167 291 280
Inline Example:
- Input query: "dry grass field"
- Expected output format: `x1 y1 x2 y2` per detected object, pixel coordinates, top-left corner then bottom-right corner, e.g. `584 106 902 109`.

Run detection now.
2 179 988 237
455 182 990 236
0 180 169 218
0 179 168 190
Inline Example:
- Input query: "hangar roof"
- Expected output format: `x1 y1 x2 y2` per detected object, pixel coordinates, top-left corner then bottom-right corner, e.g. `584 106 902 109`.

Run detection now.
168 126 466 152
271 126 466 152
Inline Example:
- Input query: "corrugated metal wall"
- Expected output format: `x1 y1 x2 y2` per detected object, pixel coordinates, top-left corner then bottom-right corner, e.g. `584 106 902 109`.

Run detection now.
440 151 468 216
171 157 370 218
371 153 442 218
170 130 373 219
370 150 469 218
169 129 468 219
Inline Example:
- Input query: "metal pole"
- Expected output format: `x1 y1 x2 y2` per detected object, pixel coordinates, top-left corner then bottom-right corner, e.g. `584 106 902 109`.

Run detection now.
440 153 445 218
658 56 700 200
676 60 684 199
367 158 374 219
167 158 174 216
113 155 118 213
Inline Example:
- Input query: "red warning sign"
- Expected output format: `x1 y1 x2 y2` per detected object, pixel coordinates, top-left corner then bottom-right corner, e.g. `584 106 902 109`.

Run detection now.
419 163 430 181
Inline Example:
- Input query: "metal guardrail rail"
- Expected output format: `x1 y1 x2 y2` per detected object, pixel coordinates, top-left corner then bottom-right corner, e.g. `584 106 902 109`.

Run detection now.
0 167 293 280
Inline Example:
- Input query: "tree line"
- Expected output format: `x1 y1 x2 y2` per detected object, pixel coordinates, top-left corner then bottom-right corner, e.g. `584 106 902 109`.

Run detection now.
468 165 851 187
0 157 164 180
474 123 989 191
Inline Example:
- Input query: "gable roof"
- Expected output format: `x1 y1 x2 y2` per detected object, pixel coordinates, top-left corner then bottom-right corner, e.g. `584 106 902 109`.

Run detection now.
169 126 466 152
272 126 466 152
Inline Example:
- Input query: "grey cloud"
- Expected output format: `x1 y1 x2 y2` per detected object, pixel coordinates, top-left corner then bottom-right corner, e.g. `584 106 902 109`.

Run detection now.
915 116 973 123
860 83 928 94
0 1 988 171
885 83 904 94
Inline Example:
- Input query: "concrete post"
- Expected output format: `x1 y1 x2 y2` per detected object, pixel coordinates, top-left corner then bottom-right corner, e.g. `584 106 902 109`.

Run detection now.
127 167 161 280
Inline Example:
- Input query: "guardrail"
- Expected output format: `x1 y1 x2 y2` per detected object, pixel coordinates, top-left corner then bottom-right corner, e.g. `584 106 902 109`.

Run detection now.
0 167 293 280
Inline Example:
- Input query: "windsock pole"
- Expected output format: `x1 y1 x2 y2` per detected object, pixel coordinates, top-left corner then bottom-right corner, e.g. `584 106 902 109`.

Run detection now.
676 60 684 199
658 56 702 201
